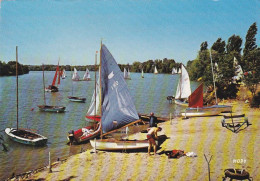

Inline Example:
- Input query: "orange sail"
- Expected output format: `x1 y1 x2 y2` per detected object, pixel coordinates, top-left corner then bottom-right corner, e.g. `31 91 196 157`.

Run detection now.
188 83 203 108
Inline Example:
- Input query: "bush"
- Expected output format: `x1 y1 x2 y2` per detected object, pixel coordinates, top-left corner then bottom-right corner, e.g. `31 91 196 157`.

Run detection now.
250 91 260 108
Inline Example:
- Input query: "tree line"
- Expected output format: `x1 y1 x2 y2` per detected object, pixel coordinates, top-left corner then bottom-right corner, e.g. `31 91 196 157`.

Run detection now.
0 61 29 76
187 22 260 106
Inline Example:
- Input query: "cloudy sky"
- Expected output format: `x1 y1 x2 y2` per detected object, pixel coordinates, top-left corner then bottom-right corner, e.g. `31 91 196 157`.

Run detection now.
0 0 259 65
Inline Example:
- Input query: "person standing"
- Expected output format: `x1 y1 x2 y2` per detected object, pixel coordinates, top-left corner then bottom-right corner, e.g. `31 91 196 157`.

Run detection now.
147 127 162 156
149 112 158 127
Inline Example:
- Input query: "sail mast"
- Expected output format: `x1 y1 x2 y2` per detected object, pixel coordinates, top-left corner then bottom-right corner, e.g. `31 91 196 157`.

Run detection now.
209 50 218 104
100 40 103 139
70 66 73 96
180 63 182 99
94 51 97 120
42 64 46 105
16 46 19 130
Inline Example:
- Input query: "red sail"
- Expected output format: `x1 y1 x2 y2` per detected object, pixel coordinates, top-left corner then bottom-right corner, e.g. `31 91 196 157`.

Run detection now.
58 69 61 85
52 63 59 86
188 83 203 108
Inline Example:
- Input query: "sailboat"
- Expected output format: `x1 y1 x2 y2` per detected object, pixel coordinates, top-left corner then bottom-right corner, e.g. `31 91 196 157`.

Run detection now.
83 68 91 81
172 67 177 75
61 69 66 79
38 64 66 112
123 68 131 79
72 68 80 81
68 81 86 103
181 83 223 117
71 53 101 144
154 66 158 74
45 62 61 92
5 46 48 146
141 69 144 78
177 68 181 74
174 64 191 106
89 43 149 150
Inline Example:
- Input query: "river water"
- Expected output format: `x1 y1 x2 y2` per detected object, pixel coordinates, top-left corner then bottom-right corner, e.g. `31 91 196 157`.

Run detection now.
0 71 198 180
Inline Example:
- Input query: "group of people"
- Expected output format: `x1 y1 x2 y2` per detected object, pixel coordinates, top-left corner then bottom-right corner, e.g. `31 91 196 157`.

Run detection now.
147 112 162 156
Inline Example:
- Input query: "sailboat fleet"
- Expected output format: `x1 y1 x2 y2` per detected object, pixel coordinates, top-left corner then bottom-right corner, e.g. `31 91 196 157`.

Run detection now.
5 44 233 151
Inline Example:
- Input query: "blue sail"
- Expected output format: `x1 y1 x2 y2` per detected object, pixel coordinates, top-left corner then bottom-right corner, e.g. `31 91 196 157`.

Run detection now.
101 44 139 133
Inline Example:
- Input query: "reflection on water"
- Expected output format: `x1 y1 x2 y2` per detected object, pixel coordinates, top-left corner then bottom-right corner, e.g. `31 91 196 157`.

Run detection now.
0 71 198 180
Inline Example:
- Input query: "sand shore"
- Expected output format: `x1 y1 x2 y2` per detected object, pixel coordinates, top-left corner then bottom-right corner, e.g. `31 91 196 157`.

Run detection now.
11 100 260 181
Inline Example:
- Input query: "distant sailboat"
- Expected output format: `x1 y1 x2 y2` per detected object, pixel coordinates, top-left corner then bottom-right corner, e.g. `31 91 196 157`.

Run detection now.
38 64 66 112
154 66 158 74
123 68 131 79
5 46 48 146
72 68 80 81
61 69 66 79
174 64 191 106
45 61 61 92
177 68 181 74
90 43 149 150
172 67 177 75
141 69 144 78
83 68 91 81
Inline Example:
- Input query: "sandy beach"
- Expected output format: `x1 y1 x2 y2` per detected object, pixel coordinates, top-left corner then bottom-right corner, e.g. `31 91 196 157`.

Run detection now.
12 100 257 181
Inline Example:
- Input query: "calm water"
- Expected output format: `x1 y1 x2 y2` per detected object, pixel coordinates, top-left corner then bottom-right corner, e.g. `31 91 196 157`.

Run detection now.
0 71 198 180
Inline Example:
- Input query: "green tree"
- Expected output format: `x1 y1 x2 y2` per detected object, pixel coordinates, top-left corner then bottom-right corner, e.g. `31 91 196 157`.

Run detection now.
243 22 259 96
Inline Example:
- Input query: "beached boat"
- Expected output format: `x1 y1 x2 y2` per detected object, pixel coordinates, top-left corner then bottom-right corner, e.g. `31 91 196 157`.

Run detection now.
90 43 149 150
61 69 66 79
174 64 191 106
38 64 66 113
45 61 61 92
154 66 158 74
72 68 80 81
71 53 101 144
5 46 48 146
181 84 222 117
82 68 91 81
123 68 131 79
141 69 144 78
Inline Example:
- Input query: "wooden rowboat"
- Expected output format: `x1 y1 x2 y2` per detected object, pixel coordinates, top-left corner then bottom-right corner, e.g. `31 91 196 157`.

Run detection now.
5 128 47 146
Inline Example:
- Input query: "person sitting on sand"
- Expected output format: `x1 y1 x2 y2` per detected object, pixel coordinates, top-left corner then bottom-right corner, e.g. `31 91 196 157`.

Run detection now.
147 127 162 156
149 112 158 127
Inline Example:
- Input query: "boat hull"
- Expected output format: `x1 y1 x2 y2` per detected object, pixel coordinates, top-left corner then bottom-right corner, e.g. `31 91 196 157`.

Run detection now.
68 96 86 103
5 128 47 146
210 105 232 113
37 105 66 113
175 99 188 106
73 127 100 143
181 106 222 117
90 139 149 150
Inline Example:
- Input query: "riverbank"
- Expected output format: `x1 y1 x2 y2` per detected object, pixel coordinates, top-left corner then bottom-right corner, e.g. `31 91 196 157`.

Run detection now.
10 100 258 181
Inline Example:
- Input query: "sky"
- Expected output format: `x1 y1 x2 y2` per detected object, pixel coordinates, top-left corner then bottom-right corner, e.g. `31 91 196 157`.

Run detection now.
0 0 259 65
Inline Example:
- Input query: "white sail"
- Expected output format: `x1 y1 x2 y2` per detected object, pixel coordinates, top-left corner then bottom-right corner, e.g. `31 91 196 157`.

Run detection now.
62 69 66 78
154 66 158 74
86 77 100 117
83 68 91 80
128 68 131 78
175 64 191 99
178 68 181 74
141 69 144 78
72 68 80 81
172 68 177 74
